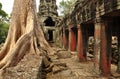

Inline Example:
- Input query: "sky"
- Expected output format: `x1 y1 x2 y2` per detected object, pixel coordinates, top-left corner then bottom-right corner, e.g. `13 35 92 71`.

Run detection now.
0 0 62 15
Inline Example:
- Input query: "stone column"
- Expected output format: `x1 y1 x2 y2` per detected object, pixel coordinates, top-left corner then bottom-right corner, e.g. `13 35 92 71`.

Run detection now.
93 19 101 74
68 28 71 51
70 28 77 51
100 21 112 76
77 24 86 62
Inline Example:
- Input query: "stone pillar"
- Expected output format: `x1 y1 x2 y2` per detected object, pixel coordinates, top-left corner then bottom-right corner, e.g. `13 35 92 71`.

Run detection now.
70 28 77 51
68 28 71 51
100 21 112 76
93 19 101 74
77 24 87 62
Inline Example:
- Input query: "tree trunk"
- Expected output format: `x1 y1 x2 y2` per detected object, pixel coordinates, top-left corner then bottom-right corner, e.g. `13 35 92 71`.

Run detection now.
0 0 53 75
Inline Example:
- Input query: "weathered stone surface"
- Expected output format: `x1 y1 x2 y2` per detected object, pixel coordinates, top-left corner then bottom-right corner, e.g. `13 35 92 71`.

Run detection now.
58 69 72 76
47 51 116 79
111 36 118 64
38 0 61 43
87 36 119 64
52 65 68 74
38 0 58 17
56 50 71 59
88 36 94 54
3 54 42 79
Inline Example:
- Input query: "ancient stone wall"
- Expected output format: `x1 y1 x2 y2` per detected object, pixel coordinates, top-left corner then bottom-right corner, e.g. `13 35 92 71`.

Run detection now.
58 0 120 76
38 0 61 43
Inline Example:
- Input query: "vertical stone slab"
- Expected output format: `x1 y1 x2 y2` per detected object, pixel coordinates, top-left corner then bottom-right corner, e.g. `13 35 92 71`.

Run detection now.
100 21 112 76
69 28 71 51
70 28 77 51
93 20 101 74
77 25 86 62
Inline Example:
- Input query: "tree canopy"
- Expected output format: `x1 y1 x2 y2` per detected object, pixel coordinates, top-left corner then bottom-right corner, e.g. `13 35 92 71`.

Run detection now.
0 2 9 44
0 3 8 20
59 0 77 16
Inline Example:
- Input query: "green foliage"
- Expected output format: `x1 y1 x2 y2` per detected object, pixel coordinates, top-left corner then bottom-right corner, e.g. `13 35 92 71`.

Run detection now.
0 3 8 18
0 2 9 44
59 0 77 16
0 22 9 44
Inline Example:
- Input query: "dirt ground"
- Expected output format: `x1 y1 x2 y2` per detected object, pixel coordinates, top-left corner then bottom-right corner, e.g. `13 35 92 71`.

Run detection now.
1 46 120 79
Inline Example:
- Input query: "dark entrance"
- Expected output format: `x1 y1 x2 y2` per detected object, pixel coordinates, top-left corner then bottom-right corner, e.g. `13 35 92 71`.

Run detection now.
44 17 55 26
48 30 53 42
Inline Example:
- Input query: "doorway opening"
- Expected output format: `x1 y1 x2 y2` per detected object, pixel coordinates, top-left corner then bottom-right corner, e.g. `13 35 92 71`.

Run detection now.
44 17 55 26
48 30 53 42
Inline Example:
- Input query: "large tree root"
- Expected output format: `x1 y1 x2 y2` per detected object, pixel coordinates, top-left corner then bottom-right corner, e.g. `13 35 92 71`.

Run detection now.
0 0 53 77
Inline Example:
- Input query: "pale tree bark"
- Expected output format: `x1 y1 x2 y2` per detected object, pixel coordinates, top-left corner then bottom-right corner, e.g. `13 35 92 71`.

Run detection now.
0 0 53 75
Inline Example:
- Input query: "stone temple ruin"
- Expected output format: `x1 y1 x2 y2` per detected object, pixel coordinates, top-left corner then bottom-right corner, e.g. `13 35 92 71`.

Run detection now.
38 0 61 43
37 0 120 77
57 0 120 77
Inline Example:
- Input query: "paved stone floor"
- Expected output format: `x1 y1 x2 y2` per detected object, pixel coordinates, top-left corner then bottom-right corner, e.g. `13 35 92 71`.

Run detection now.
46 47 120 79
